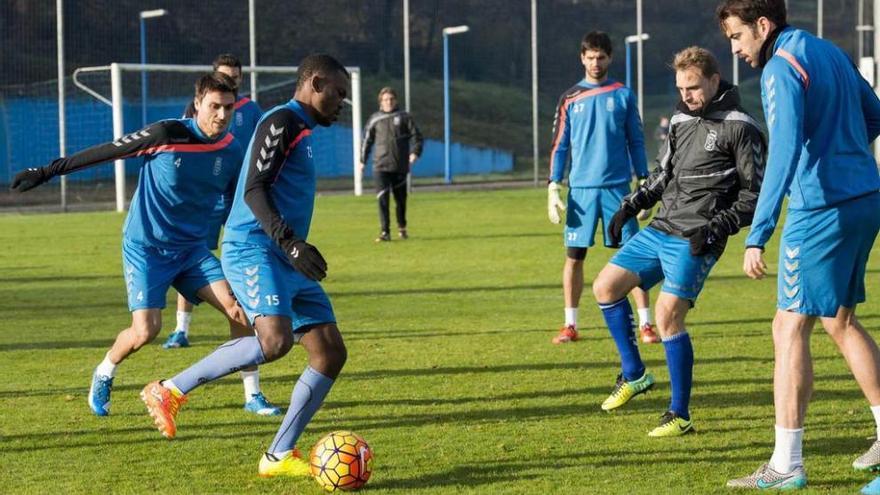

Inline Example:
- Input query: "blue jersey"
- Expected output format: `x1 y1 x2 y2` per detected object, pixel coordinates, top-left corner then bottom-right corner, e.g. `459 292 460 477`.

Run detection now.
224 99 317 262
747 27 880 247
231 96 263 144
186 96 263 228
40 118 243 249
549 78 648 187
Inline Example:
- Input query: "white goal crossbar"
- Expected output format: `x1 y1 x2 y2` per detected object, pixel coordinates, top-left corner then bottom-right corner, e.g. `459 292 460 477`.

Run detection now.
72 63 363 212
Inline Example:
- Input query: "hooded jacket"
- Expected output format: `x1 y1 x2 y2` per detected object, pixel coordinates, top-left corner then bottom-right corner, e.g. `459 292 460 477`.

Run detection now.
623 82 766 256
361 109 423 174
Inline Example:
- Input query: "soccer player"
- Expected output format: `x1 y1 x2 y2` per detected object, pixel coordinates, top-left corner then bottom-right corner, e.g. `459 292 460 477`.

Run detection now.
10 73 270 418
161 55 279 416
717 0 880 490
165 53 264 350
592 46 764 437
140 54 349 479
359 87 423 242
547 31 656 345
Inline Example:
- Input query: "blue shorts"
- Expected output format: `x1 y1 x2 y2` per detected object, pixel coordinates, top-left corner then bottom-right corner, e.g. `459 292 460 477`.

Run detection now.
222 242 336 332
609 226 718 301
778 192 880 317
121 238 225 311
565 184 638 248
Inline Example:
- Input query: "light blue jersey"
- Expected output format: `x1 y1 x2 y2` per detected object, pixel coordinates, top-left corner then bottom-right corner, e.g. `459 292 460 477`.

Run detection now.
549 78 648 187
224 99 317 261
123 118 243 249
747 27 880 248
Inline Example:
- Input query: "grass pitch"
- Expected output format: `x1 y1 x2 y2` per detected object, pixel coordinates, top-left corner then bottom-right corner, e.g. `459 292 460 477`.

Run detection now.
1 187 878 494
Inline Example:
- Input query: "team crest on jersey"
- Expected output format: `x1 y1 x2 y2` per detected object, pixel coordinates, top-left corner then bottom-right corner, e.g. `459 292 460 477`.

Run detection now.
393 115 401 126
704 130 718 151
605 97 615 112
236 113 243 126
306 145 313 158
213 157 223 176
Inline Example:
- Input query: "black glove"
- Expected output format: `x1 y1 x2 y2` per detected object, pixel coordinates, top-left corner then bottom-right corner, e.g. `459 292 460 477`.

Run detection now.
11 167 51 192
608 203 637 248
687 224 725 257
281 238 327 281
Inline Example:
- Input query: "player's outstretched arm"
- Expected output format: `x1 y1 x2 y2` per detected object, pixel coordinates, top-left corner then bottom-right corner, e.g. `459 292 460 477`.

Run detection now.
242 109 327 281
10 121 176 193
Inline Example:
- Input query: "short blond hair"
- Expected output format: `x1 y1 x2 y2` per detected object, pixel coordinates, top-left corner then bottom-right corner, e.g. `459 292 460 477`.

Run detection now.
672 46 720 79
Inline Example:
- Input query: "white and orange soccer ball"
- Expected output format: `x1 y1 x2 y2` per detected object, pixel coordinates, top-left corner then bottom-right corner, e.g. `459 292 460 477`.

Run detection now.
309 430 373 491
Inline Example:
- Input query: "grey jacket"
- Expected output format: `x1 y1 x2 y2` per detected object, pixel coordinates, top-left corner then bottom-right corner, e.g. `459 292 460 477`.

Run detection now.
623 82 766 255
361 109 423 173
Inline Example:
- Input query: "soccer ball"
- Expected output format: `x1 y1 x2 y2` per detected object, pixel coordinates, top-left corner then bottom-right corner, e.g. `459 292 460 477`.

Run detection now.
309 430 373 491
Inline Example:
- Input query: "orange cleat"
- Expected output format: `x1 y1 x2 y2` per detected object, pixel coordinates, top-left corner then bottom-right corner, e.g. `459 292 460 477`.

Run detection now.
140 381 187 439
552 325 579 344
640 323 661 344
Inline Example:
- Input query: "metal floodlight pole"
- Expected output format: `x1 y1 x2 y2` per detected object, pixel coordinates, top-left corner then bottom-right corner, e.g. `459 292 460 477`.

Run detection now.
636 0 644 118
818 0 823 38
531 0 539 186
139 9 167 127
403 0 411 112
111 63 126 212
442 25 469 184
625 33 649 89
249 0 258 101
57 0 67 211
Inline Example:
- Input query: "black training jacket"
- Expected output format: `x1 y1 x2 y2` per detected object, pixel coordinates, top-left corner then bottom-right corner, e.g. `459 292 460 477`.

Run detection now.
623 82 766 255
361 109 423 173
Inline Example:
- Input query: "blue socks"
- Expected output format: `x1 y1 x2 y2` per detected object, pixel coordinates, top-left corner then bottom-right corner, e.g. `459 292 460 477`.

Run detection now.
269 366 335 455
662 331 693 420
599 298 645 381
170 336 266 394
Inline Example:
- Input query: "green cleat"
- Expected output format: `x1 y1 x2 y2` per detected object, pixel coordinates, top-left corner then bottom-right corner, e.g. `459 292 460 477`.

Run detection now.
601 371 655 411
648 410 694 437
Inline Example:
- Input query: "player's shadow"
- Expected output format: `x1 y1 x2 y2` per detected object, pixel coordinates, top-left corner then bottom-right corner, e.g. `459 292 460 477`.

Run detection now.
412 231 557 242
0 338 120 352
331 282 559 298
0 274 118 284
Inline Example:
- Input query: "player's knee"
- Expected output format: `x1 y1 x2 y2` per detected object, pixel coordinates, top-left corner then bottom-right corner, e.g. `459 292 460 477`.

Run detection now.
130 321 161 350
259 332 294 362
313 340 347 378
655 305 684 336
592 273 617 303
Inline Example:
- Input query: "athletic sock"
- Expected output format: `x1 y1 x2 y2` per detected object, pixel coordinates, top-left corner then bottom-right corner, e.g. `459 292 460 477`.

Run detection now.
871 405 880 440
169 336 266 394
662 331 693 421
242 370 261 401
598 298 645 381
637 307 652 327
769 425 804 473
95 353 117 378
268 366 335 455
176 311 192 335
564 307 578 328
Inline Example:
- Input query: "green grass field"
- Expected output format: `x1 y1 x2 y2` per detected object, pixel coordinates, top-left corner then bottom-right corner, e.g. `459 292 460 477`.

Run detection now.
1 187 879 494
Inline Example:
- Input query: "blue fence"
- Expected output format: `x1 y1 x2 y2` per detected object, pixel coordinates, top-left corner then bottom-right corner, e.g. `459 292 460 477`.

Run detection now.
0 96 512 186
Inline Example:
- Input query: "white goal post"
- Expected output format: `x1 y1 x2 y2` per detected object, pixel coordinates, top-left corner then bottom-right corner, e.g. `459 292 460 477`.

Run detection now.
72 63 363 212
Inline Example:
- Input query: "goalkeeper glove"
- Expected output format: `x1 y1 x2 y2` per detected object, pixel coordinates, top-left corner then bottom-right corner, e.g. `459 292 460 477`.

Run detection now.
11 167 51 192
547 181 566 224
281 238 327 281
608 203 638 247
